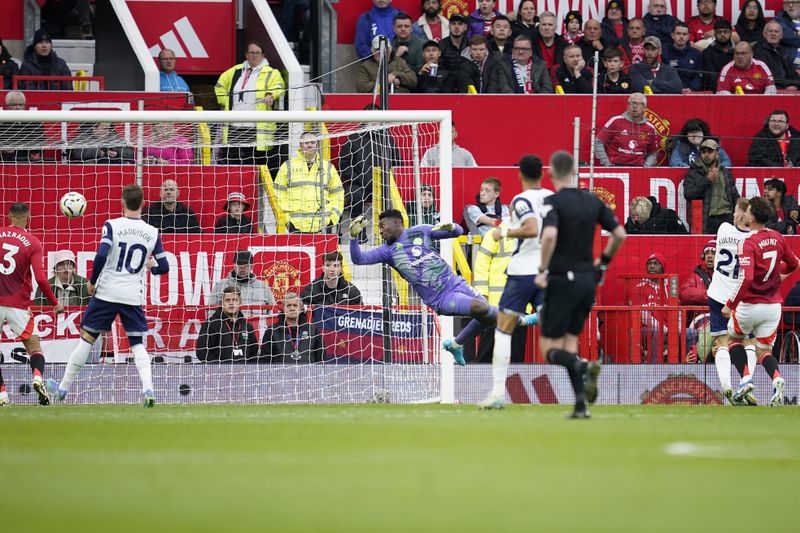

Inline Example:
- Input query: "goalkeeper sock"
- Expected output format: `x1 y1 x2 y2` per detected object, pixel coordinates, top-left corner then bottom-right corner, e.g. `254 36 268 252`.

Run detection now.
455 319 488 346
714 347 732 391
60 338 94 391
28 351 45 379
490 330 512 397
745 345 757 378
761 354 781 381
131 343 154 393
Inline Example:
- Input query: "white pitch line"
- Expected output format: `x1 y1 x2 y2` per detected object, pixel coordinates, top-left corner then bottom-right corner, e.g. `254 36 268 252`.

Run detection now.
665 441 796 460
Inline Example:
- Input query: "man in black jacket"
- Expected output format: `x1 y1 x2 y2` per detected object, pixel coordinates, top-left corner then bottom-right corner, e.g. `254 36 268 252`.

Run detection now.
260 292 325 363
753 21 800 89
143 179 202 233
457 35 510 93
18 30 72 91
438 13 469 72
196 286 259 362
748 109 800 167
624 196 688 234
763 178 799 234
0 91 45 163
300 251 362 306
415 40 457 93
701 19 735 91
683 139 739 234
552 44 593 93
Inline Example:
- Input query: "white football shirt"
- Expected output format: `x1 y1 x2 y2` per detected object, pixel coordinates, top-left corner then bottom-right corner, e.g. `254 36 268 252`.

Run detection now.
95 217 163 305
506 187 554 276
707 222 752 304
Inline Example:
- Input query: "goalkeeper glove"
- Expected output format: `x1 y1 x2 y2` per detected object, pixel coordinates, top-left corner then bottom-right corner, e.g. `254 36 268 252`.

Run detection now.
431 221 455 232
349 215 368 239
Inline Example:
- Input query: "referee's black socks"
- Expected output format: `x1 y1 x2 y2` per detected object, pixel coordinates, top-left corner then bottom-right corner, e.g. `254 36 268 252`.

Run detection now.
547 349 587 407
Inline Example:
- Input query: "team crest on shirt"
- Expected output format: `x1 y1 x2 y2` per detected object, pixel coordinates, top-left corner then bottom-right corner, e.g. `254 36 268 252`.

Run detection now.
753 73 761 79
412 237 423 246
411 246 423 257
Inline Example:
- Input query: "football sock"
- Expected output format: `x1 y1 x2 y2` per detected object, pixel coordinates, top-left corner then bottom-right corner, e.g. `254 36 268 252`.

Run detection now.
714 347 732 391
28 351 45 378
547 349 586 409
745 345 757 379
728 342 748 379
455 319 487 346
0 369 5 391
131 343 154 393
761 354 781 381
60 338 94 391
490 330 512 397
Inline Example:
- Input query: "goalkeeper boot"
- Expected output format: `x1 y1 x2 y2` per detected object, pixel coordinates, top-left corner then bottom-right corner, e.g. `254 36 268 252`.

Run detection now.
45 379 67 402
32 376 50 406
0 391 9 406
583 361 601 405
477 393 505 410
443 339 465 366
521 313 538 327
732 377 756 406
770 377 785 407
142 389 156 408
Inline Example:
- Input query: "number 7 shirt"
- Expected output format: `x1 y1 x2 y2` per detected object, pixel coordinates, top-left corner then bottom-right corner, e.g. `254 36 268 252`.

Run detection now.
727 228 799 308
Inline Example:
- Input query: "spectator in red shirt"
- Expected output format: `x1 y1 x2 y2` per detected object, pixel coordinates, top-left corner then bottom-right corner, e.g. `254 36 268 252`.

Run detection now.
680 239 716 305
630 253 669 363
594 92 660 166
688 0 738 50
717 41 776 94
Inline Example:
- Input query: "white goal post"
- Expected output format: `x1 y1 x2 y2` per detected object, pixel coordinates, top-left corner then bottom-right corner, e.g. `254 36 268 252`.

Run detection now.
0 109 455 404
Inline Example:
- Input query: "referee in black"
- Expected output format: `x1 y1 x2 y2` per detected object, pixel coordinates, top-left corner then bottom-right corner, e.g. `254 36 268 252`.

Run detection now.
534 151 627 418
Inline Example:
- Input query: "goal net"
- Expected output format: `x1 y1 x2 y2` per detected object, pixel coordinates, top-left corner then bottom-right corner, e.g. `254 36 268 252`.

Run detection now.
0 109 454 404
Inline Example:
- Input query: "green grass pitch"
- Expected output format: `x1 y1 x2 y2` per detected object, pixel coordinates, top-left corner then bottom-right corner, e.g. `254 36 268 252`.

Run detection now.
2 404 798 532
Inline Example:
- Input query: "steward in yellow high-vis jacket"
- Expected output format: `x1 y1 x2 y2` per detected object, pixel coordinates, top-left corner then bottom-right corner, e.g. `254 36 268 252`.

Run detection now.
215 42 285 164
472 222 515 306
274 132 344 233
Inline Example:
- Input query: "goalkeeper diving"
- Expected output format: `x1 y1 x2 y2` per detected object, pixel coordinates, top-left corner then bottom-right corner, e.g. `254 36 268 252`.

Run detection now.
349 209 537 365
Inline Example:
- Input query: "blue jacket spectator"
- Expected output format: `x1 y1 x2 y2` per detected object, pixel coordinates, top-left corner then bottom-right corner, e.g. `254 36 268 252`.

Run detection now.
355 0 402 59
774 5 800 64
661 42 702 91
643 11 679 49
158 49 191 92
467 6 503 39
670 118 733 168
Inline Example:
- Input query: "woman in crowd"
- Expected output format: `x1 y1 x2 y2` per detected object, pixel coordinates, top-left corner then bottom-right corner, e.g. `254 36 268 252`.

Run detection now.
144 122 193 164
511 0 538 41
669 118 733 168
735 0 766 46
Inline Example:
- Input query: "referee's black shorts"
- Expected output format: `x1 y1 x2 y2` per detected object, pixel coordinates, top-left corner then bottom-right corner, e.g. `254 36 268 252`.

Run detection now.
540 271 596 338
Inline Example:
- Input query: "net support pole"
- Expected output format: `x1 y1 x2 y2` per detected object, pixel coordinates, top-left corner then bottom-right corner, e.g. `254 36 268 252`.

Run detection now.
438 116 454 403
378 35 394 364
588 50 600 192
411 123 430 363
135 99 144 185
572 116 580 172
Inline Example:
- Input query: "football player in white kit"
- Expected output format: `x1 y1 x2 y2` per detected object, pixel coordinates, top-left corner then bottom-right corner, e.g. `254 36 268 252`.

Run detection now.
706 198 757 405
479 155 553 409
47 184 170 407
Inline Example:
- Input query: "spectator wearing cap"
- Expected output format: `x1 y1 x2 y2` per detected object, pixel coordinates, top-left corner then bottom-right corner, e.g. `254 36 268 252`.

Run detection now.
754 21 800 90
0 39 20 90
661 21 703 92
683 139 739 234
716 41 776 94
300 251 362 307
420 121 476 167
214 192 254 234
143 179 202 233
630 253 670 363
274 131 345 234
196 285 259 363
18 29 72 91
209 250 276 307
356 37 417 93
748 110 800 167
35 250 89 307
701 19 735 91
562 11 583 45
643 0 679 49
601 0 629 47
143 122 193 165
416 0 449 42
438 13 469 72
688 0 738 50
355 0 402 59
764 178 799 234
630 36 683 94
467 0 503 39
392 13 427 72
158 49 191 93
511 0 538 42
416 40 456 93
680 240 716 305
0 91 45 163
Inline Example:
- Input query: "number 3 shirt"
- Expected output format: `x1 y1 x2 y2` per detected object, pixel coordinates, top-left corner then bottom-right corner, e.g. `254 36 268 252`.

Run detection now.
94 217 165 305
707 222 751 304
728 228 799 308
0 226 58 309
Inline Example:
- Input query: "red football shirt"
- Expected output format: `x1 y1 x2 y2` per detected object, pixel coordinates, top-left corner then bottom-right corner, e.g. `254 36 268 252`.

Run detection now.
728 228 799 307
596 114 660 166
0 226 58 309
716 60 775 94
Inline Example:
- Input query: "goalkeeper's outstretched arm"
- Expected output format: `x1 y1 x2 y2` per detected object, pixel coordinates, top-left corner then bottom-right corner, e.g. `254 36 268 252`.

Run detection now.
349 238 389 265
429 222 464 241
